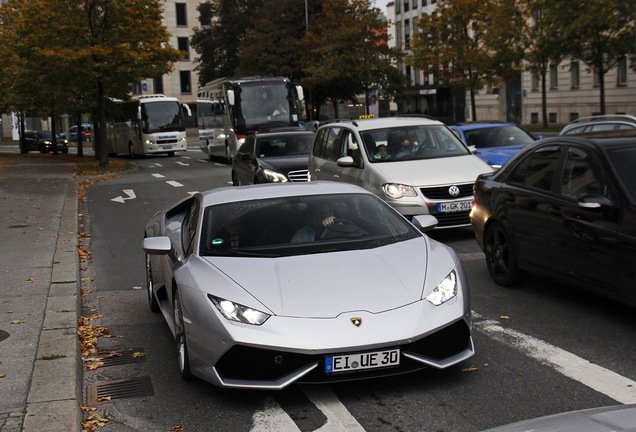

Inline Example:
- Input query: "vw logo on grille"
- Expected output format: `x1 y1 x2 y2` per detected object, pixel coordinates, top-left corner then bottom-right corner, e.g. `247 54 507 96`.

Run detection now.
448 185 461 197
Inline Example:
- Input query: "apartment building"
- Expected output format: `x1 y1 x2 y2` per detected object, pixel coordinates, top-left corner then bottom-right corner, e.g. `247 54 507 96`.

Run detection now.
387 0 636 126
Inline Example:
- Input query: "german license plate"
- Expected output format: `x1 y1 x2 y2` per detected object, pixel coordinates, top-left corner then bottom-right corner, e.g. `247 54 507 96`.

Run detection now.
437 200 472 213
162 145 173 149
325 348 400 373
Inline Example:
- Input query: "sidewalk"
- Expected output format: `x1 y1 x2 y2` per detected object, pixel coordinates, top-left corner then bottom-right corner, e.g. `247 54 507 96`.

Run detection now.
0 155 81 431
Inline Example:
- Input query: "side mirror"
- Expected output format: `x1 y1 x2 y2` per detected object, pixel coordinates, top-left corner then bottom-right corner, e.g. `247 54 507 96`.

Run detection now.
411 215 438 232
296 85 304 102
227 89 235 106
578 194 613 209
143 236 171 255
336 156 356 167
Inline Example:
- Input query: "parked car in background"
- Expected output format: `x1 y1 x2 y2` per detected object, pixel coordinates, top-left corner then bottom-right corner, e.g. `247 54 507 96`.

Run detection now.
449 122 539 169
60 123 92 142
470 133 636 307
560 114 636 135
143 181 474 388
21 130 69 154
231 128 314 185
308 116 493 228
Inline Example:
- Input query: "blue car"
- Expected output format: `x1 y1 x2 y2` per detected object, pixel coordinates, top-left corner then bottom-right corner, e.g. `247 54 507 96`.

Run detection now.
449 122 539 169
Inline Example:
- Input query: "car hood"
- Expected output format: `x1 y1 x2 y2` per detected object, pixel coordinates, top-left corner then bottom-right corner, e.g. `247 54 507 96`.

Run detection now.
476 144 527 166
260 155 309 173
202 238 429 318
373 155 492 186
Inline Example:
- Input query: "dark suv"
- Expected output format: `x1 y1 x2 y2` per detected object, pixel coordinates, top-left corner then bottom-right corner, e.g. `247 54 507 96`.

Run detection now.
21 130 69 154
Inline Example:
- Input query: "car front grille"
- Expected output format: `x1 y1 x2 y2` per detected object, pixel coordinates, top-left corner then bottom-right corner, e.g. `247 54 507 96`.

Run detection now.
214 320 471 383
287 169 309 182
420 183 473 200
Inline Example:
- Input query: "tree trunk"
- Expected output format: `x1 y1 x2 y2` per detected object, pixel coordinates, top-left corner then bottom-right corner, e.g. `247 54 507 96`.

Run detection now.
470 89 477 121
541 70 548 129
599 71 606 115
76 114 84 157
97 80 109 167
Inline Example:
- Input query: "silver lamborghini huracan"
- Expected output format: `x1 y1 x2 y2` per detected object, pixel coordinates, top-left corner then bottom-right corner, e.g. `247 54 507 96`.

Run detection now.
143 181 474 389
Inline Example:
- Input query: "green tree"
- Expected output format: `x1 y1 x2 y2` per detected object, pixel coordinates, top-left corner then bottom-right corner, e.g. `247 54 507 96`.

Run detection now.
301 0 404 118
236 0 307 81
0 0 182 165
191 0 262 86
564 0 636 114
515 0 571 128
407 0 499 121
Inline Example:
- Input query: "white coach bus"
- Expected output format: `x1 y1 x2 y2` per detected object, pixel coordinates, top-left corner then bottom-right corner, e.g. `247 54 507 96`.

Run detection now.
106 94 189 157
196 76 305 161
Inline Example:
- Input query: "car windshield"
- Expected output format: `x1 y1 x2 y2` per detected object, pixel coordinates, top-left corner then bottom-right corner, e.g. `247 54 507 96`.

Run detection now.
39 131 53 139
256 134 312 157
199 193 420 257
462 126 535 148
361 125 470 162
607 146 636 203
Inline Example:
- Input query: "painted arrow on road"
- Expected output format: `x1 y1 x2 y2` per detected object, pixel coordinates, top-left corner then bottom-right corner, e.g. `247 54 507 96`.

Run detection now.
111 189 136 203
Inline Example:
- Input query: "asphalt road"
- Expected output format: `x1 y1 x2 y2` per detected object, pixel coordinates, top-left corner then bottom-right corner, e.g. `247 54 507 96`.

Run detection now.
79 147 636 432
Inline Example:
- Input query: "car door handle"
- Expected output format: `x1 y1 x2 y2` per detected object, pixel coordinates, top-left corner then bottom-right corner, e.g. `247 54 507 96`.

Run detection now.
334 174 340 179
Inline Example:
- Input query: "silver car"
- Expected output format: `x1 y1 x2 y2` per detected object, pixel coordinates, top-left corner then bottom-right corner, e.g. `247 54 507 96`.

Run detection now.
143 182 474 389
308 116 493 228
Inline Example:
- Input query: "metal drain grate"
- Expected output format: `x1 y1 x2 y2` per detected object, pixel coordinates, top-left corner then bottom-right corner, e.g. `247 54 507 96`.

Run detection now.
99 347 148 367
87 376 154 404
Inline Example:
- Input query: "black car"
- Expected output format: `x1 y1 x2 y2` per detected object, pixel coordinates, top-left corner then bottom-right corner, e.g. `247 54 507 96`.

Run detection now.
470 133 636 306
231 128 314 185
21 130 69 154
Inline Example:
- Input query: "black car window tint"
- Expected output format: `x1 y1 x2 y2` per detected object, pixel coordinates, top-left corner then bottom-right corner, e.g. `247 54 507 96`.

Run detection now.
607 147 636 203
182 199 200 257
560 148 604 199
508 146 561 191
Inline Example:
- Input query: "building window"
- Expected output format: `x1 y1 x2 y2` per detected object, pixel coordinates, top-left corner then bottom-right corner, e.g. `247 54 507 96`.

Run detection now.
180 71 192 94
570 61 579 89
593 69 601 87
404 19 410 49
549 112 557 123
531 73 539 92
413 0 418 8
570 112 579 122
154 76 164 94
404 0 409 12
178 37 190 60
176 3 187 26
549 64 558 90
531 113 539 124
617 57 627 86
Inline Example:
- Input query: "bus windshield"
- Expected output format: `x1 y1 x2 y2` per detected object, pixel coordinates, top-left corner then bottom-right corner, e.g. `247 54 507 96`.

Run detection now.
235 82 299 131
141 101 185 134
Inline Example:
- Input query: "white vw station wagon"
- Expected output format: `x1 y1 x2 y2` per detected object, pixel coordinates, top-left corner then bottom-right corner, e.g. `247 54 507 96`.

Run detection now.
308 116 493 228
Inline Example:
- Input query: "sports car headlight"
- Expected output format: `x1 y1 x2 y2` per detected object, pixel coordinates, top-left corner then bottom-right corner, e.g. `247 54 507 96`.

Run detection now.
425 270 458 306
382 183 417 199
263 169 288 183
208 295 270 325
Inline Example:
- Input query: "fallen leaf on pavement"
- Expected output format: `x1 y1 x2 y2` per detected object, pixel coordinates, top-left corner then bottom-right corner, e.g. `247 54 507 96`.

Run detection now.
462 367 479 373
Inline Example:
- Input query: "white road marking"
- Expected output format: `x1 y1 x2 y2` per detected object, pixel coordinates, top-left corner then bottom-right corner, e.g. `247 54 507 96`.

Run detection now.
176 161 190 166
303 386 366 432
250 397 300 432
166 181 184 188
473 313 636 404
181 156 192 159
110 189 136 203
151 173 165 178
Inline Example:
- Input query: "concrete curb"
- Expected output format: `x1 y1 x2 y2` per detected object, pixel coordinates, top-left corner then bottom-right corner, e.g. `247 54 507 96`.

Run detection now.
22 181 82 432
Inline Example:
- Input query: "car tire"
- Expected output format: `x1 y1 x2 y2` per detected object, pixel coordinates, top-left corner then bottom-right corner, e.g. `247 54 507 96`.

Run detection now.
173 291 194 381
484 222 520 287
62 149 68 154
146 254 160 313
